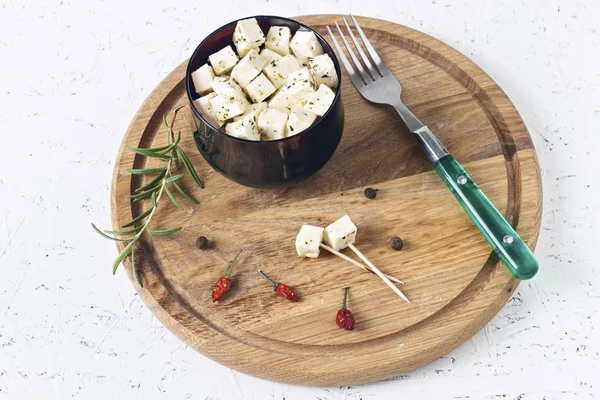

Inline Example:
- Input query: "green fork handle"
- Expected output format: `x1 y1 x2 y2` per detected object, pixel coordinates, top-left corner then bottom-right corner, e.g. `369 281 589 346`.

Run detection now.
433 154 538 280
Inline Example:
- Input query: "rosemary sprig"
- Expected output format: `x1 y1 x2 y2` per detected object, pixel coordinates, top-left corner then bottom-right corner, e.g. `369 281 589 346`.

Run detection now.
93 105 203 287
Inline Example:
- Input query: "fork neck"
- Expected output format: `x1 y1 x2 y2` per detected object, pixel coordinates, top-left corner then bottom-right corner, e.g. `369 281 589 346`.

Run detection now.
391 102 449 163
391 101 423 133
412 126 450 163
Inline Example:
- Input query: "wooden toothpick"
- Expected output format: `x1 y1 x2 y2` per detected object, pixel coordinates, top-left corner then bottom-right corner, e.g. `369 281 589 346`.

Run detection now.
348 243 410 304
319 243 404 284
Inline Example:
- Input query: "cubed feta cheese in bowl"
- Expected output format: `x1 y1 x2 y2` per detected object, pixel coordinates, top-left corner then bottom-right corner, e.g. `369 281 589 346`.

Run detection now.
260 48 282 64
191 64 215 95
263 55 302 89
225 114 260 141
290 31 324 64
212 76 245 98
233 102 268 122
231 49 266 88
208 45 239 75
308 54 338 89
186 15 343 188
305 84 335 116
233 18 266 57
268 70 316 113
257 109 288 140
287 106 317 136
210 93 247 121
192 93 223 128
245 73 276 103
265 26 292 56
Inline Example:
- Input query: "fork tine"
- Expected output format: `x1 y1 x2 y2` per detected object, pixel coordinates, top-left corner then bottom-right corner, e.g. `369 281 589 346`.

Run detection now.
350 14 391 76
342 17 381 78
326 26 366 88
334 21 372 83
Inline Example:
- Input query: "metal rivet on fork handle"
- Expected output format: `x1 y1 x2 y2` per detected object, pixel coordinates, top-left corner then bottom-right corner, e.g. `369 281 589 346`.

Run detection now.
457 175 467 185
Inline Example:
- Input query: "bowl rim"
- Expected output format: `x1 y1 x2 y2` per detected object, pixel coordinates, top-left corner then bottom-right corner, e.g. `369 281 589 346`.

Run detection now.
185 15 343 145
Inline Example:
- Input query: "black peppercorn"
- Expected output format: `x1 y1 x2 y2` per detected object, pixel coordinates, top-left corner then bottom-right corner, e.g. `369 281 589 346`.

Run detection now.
390 237 403 251
196 236 209 250
364 187 378 199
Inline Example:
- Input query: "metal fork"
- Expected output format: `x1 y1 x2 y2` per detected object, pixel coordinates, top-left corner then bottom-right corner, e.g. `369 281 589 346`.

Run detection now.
327 16 538 280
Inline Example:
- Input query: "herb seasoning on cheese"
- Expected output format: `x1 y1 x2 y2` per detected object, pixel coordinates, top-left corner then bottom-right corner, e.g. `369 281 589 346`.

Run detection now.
190 18 339 141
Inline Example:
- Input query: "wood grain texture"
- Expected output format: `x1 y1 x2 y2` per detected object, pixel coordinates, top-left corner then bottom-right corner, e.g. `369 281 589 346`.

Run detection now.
110 15 542 386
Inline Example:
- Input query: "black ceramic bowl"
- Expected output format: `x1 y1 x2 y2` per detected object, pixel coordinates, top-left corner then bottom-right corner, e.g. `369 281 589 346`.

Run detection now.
186 15 344 189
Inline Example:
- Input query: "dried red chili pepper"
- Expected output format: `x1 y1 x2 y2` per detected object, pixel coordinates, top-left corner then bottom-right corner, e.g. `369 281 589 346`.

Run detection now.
257 270 299 302
336 287 355 331
212 249 243 302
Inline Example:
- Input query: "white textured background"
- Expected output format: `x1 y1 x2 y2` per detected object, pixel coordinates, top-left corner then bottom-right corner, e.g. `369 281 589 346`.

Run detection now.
1 0 599 398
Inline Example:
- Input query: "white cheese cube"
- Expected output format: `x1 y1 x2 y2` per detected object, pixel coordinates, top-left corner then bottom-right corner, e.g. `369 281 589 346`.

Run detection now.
192 93 223 128
231 49 267 88
290 31 324 64
295 55 308 67
268 68 316 113
308 54 338 89
225 114 260 141
210 94 247 122
191 64 215 95
287 106 317 136
257 109 288 140
323 215 357 251
295 225 324 258
232 18 265 57
244 73 276 103
233 102 267 122
263 55 301 89
305 84 335 116
212 76 243 97
208 45 239 75
260 48 282 64
265 26 291 56
211 77 250 108
287 67 316 87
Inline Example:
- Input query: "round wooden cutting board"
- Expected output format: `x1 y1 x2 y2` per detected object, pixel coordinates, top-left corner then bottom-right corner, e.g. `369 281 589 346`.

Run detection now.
111 15 542 386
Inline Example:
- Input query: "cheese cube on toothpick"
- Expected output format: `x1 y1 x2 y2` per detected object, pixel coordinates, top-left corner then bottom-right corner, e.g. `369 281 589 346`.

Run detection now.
294 221 404 284
325 215 409 302
295 225 324 258
323 215 357 251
